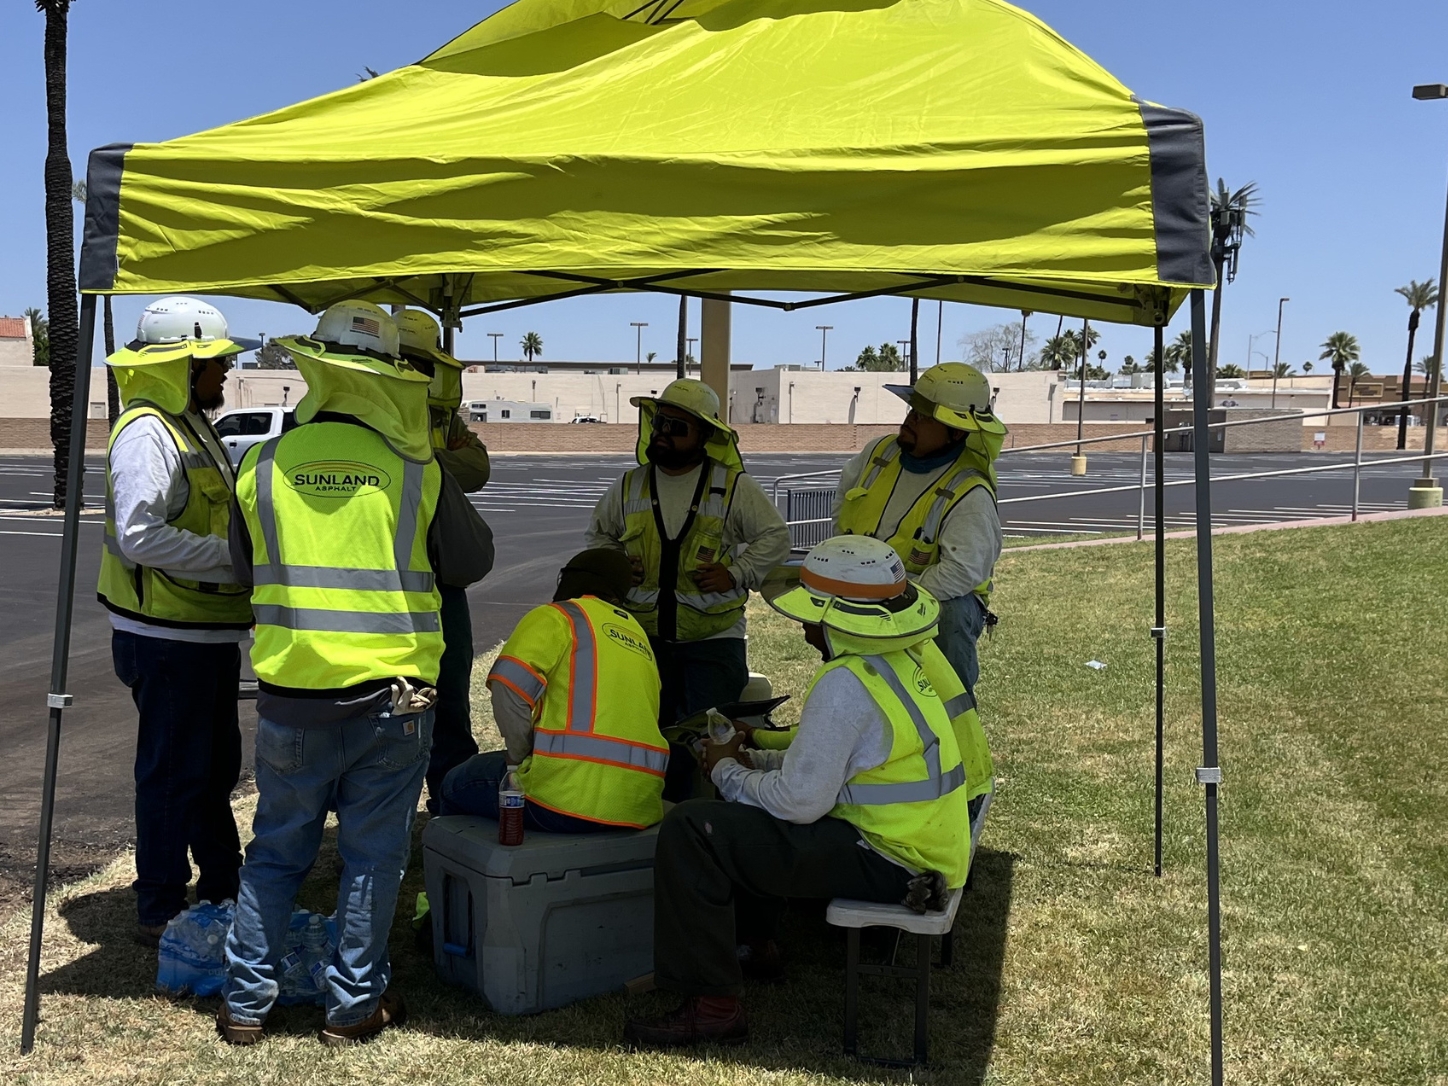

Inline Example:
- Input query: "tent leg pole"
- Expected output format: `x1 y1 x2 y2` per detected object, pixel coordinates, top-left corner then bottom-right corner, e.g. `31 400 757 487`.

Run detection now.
21 293 97 1054
1188 289 1225 1086
1153 324 1166 878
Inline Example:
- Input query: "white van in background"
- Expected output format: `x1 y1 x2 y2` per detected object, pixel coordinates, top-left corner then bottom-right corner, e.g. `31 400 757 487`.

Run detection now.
212 407 297 466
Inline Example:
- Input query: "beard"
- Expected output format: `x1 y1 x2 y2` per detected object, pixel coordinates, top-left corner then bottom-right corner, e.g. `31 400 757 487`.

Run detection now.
645 439 705 471
195 387 226 412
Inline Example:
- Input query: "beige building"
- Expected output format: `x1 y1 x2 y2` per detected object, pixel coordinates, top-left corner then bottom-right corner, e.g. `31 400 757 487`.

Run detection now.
0 316 35 368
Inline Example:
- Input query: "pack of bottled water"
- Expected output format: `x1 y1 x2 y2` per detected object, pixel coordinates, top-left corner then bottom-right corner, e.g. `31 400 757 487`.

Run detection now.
156 900 233 997
277 909 338 1006
156 902 337 1004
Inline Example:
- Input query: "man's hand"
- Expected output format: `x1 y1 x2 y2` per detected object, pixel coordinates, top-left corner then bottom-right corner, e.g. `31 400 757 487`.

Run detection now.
628 555 645 586
693 562 736 594
703 731 748 776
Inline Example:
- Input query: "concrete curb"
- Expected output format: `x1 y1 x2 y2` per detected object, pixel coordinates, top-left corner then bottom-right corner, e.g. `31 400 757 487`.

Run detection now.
1005 505 1448 553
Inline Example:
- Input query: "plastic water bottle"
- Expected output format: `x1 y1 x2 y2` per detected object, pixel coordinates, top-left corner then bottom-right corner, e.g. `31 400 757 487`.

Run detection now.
277 909 315 1005
498 765 525 846
302 913 333 995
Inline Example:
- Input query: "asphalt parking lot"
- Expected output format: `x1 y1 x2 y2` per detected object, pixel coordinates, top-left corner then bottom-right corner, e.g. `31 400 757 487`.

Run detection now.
0 446 1421 909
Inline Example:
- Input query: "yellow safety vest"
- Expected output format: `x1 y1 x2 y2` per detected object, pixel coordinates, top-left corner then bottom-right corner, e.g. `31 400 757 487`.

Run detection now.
822 650 973 888
748 641 993 803
491 596 667 829
620 459 746 641
97 404 253 629
836 435 998 601
236 421 443 690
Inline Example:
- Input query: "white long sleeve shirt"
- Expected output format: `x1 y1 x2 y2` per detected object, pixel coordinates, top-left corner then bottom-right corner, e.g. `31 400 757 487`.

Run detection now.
710 664 910 870
107 412 246 644
833 444 1002 602
585 462 791 639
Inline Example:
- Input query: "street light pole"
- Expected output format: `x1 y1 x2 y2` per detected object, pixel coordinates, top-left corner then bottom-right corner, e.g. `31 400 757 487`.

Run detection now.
1272 298 1289 408
487 332 502 364
631 321 648 375
816 325 832 371
1411 82 1448 507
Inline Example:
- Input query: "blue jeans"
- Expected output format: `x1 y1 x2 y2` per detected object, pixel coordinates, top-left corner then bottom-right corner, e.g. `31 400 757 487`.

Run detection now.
112 630 242 926
936 594 987 697
440 750 618 833
223 709 433 1027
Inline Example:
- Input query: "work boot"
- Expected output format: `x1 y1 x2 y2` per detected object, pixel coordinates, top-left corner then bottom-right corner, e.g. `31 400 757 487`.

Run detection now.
216 1004 265 1046
134 922 168 949
736 939 784 983
319 989 407 1047
624 996 749 1048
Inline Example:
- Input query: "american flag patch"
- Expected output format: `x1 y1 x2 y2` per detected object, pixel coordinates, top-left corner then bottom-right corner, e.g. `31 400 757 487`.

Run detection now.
351 315 381 337
696 545 716 563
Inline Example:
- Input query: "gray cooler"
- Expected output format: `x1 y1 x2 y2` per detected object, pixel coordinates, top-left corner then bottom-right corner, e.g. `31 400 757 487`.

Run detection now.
422 815 660 1015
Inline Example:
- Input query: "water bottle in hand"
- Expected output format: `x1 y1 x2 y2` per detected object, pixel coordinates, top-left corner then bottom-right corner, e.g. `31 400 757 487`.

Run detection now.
498 764 525 846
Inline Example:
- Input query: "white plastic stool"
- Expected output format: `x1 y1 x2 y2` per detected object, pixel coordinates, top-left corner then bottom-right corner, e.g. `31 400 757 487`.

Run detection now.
825 791 992 1066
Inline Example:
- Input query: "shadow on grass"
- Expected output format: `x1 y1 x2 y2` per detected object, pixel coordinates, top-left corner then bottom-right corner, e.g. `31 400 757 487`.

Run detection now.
37 818 1014 1083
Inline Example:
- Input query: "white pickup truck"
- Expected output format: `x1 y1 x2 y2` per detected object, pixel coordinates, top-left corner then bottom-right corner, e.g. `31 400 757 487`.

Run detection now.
212 406 297 466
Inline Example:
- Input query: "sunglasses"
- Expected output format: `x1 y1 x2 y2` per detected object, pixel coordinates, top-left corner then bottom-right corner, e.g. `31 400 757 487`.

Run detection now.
650 413 694 438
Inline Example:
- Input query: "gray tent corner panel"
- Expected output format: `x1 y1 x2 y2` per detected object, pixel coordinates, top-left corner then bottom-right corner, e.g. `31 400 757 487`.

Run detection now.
78 143 132 293
1137 102 1214 289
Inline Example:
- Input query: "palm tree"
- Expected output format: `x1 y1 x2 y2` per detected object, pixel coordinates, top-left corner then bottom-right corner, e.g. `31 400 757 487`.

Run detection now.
1302 361 1314 374
1207 179 1260 408
23 308 48 367
38 0 79 508
1159 329 1191 376
1038 333 1078 371
1415 353 1442 381
1393 280 1439 448
1346 361 1371 407
1319 331 1360 410
72 179 121 425
1218 363 1246 379
520 331 543 364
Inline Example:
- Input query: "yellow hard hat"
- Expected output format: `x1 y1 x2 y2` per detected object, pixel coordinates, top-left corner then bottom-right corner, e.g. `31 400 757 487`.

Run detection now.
885 363 1007 437
631 378 741 470
395 308 464 411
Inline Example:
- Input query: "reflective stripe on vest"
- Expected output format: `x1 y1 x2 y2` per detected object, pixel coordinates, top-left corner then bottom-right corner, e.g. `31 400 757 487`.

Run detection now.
532 729 670 775
835 655 966 806
490 655 546 706
252 439 436 598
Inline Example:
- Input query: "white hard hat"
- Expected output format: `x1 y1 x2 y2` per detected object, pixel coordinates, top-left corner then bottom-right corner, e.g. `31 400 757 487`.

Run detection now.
766 536 940 650
312 300 400 358
885 363 1005 435
135 296 229 346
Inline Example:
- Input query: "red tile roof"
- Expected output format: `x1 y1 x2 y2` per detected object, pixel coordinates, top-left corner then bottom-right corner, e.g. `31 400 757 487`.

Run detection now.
0 317 29 339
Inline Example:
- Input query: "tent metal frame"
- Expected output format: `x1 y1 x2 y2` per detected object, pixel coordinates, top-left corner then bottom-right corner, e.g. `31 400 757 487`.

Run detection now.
20 282 1224 1086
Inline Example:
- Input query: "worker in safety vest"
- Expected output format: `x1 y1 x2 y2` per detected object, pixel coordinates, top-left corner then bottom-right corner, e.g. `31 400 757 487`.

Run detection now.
624 536 993 1048
440 548 668 831
218 302 493 1047
395 308 491 811
586 378 790 801
97 297 255 947
834 363 1006 696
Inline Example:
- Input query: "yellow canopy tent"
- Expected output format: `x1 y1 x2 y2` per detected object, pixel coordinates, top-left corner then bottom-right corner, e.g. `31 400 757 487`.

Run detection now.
31 2 1227 1079
77 0 1211 325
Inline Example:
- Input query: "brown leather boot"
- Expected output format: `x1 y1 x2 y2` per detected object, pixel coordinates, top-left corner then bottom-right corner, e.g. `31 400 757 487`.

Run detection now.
624 996 749 1047
135 922 168 949
319 990 407 1047
216 1004 265 1046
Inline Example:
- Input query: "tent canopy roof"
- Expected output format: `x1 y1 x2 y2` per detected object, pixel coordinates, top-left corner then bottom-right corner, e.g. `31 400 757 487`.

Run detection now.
79 0 1213 327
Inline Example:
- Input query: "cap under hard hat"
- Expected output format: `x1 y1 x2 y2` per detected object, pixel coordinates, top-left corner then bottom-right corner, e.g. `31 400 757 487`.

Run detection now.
766 536 940 654
884 363 1007 437
631 377 741 469
274 302 433 460
105 297 255 415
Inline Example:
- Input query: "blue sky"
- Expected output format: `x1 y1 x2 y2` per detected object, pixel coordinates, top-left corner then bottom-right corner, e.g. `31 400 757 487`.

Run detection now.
2 0 1447 373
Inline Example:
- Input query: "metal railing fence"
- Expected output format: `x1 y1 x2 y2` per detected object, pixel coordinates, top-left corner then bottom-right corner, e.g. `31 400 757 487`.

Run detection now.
769 395 1448 546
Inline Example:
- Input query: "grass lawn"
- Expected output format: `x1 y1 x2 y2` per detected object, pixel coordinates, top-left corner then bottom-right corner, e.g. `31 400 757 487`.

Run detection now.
2 516 1445 1084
